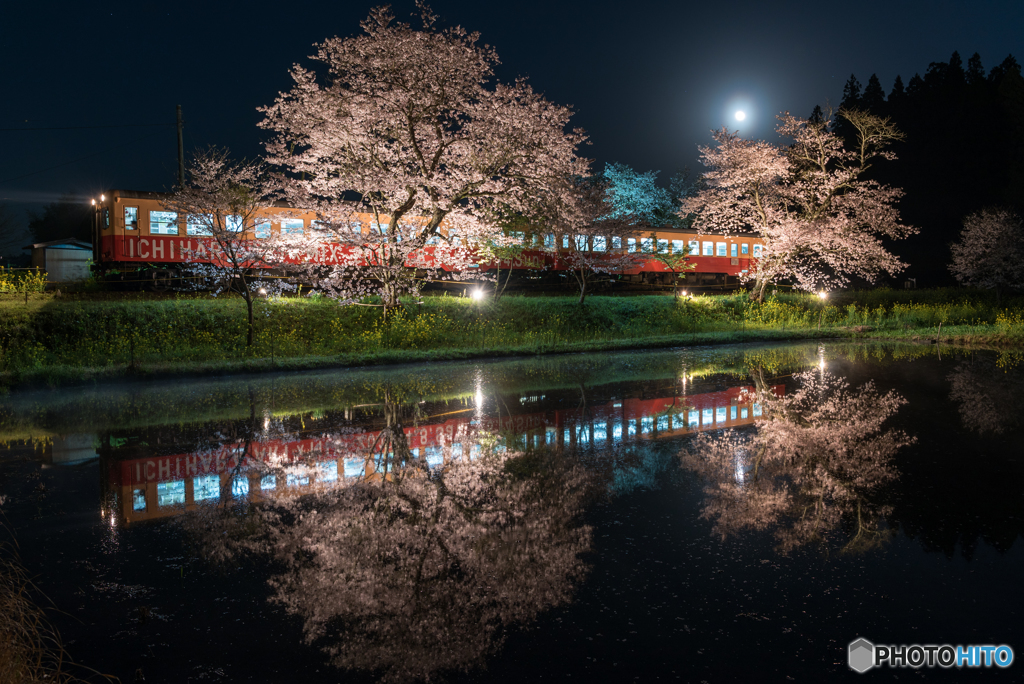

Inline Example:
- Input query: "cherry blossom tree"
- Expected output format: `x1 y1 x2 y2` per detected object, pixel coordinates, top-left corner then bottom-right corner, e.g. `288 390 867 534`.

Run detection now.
180 392 593 683
682 108 916 301
259 4 589 311
949 208 1024 302
164 148 285 347
680 368 915 554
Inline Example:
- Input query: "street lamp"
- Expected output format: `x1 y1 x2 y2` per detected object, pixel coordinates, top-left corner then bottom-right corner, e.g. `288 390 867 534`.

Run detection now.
817 291 828 331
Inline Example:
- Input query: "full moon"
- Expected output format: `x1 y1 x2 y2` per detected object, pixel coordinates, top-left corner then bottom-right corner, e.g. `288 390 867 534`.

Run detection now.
735 110 746 121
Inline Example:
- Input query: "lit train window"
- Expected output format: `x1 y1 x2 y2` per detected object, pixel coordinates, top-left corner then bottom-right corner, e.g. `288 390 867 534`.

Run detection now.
226 215 243 233
688 411 699 427
702 408 713 424
627 238 638 252
716 242 727 256
741 408 749 419
255 220 271 238
193 475 220 502
702 241 713 256
628 419 637 436
373 222 389 235
232 476 249 497
157 480 185 507
612 424 623 440
593 422 607 443
688 240 698 255
741 243 749 255
132 488 146 511
261 475 276 490
593 236 606 252
658 239 668 252
343 458 364 478
187 214 212 236
286 472 309 487
544 234 555 248
730 243 738 257
124 206 138 231
753 403 762 417
716 407 727 422
349 222 364 235
150 211 179 235
672 239 684 253
641 416 654 433
753 244 762 257
318 461 339 483
731 406 737 420
673 413 685 429
612 236 622 249
562 235 570 249
573 235 588 250
641 238 654 252
657 415 669 431
281 219 304 235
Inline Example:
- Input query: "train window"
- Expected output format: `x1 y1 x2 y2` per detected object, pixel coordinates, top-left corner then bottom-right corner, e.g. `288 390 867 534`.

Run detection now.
562 235 570 249
731 406 737 420
627 238 638 252
149 211 179 235
318 461 339 483
593 236 606 252
689 240 699 255
671 239 684 253
194 475 220 502
730 243 738 257
716 242 727 256
612 236 622 249
716 407 727 423
741 243 749 255
741 408 748 419
702 241 713 256
544 234 555 248
187 214 212 236
658 239 669 252
124 206 138 231
281 219 304 235
226 215 244 233
156 480 185 507
574 235 589 251
255 220 271 238
231 476 249 498
132 488 146 511
349 221 364 235
372 221 389 235
260 474 277 490
753 244 762 257
641 237 653 252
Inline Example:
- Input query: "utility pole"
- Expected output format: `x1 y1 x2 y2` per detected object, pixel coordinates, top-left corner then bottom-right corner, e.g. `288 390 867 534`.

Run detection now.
176 105 185 187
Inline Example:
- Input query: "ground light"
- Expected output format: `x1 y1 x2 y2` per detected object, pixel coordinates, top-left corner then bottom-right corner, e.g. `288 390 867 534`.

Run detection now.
817 291 828 331
471 289 486 301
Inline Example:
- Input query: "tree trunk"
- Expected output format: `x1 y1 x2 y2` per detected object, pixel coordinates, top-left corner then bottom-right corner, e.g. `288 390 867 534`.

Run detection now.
245 293 255 347
577 278 588 306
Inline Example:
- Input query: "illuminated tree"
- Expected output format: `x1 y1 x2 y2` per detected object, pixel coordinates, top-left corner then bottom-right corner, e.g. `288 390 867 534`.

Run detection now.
949 208 1024 302
683 109 915 301
259 4 588 311
680 369 914 553
164 148 285 347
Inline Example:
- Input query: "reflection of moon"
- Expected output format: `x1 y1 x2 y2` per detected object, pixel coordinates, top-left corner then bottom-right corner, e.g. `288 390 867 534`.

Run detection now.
735 110 746 121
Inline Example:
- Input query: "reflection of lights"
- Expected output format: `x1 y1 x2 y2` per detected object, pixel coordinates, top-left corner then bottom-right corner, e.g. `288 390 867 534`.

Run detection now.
475 389 483 407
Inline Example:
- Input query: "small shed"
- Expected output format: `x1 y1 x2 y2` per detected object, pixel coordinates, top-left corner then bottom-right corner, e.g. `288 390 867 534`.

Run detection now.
24 239 93 282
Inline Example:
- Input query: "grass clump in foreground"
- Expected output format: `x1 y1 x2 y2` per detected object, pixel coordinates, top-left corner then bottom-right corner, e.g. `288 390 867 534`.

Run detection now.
1 288 1023 383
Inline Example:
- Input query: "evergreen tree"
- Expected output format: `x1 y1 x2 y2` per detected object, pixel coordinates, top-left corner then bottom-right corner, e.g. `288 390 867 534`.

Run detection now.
862 74 886 114
839 74 863 110
907 73 924 95
808 104 825 124
947 51 966 84
27 195 92 244
966 52 985 85
889 75 905 101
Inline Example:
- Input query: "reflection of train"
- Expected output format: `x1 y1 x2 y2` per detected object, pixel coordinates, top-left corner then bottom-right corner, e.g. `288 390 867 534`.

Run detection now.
90 189 764 289
104 384 782 525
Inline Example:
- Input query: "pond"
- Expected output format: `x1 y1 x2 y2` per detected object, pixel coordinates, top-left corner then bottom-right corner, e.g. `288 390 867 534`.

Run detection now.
1 341 1022 682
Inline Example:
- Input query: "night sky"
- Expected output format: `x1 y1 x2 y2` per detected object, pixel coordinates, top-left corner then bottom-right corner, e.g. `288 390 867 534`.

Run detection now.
2 0 1022 257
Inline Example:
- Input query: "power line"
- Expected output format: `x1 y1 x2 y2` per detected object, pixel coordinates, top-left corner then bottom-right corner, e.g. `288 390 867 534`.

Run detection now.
0 123 175 132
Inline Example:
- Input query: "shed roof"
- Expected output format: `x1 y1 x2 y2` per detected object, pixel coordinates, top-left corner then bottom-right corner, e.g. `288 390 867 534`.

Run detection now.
24 238 93 250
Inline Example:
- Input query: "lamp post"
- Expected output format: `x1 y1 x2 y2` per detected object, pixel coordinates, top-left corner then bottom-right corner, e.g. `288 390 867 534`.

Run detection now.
817 291 828 332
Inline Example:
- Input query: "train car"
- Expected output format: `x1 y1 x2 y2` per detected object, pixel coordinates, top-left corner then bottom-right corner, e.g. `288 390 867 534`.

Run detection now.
90 189 763 290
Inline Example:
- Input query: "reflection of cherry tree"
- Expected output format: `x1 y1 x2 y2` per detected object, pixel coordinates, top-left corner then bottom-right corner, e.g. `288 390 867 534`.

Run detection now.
947 356 1024 435
681 370 914 554
182 403 592 682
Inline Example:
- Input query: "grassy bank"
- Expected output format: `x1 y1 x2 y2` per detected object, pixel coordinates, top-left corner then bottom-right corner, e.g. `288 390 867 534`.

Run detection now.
2 289 1023 387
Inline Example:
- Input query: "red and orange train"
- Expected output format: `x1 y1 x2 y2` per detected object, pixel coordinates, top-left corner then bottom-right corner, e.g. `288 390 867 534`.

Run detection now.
90 189 763 290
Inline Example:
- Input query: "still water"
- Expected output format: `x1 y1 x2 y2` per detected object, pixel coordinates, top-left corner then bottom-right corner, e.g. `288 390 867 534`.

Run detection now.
1 342 1022 683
